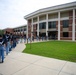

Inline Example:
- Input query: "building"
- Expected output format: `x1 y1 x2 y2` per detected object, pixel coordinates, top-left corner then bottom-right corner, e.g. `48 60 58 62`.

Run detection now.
3 28 14 33
24 1 76 41
3 25 27 36
13 25 27 36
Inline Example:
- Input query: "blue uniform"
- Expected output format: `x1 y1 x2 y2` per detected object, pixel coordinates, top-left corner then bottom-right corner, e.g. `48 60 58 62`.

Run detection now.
0 38 4 63
6 34 11 54
3 34 10 55
11 34 17 48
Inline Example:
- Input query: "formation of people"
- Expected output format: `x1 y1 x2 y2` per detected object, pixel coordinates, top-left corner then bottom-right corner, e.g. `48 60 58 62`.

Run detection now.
0 31 56 63
0 31 25 63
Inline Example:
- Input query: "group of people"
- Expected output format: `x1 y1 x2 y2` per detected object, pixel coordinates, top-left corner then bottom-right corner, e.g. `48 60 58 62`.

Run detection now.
0 31 56 63
0 31 19 63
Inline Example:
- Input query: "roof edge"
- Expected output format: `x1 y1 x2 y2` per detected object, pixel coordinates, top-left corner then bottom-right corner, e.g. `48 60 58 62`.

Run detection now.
24 1 76 19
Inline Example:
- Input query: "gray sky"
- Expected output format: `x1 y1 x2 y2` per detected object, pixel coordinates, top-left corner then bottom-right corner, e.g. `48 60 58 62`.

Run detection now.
0 0 75 29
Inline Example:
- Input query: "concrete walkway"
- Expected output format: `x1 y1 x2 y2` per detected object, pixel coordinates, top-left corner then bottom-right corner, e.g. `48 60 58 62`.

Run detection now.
0 43 76 75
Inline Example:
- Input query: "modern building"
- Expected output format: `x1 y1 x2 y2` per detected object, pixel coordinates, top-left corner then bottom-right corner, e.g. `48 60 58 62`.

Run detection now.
24 1 76 41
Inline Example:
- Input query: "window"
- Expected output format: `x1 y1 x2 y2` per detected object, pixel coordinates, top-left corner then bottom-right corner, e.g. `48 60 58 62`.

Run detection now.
48 21 56 28
14 30 18 32
39 22 46 29
63 32 69 37
24 28 26 31
16 30 17 32
21 29 23 31
63 20 69 28
18 30 20 32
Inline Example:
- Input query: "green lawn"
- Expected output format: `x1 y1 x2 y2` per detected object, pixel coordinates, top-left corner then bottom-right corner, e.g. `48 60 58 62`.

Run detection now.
23 41 76 62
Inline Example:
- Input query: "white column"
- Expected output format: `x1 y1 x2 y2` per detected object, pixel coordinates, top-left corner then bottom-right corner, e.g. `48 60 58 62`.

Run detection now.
31 18 33 32
26 21 28 38
58 12 60 40
46 14 48 37
37 16 39 36
72 9 75 41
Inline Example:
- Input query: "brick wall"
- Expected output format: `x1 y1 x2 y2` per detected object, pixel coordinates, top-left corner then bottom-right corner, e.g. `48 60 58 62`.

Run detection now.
68 10 72 40
28 19 31 38
60 21 63 39
56 21 58 38
60 11 73 40
33 24 37 38
4 28 14 33
75 10 76 40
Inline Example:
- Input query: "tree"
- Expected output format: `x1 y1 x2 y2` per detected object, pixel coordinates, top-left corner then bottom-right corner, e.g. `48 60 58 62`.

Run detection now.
0 30 4 35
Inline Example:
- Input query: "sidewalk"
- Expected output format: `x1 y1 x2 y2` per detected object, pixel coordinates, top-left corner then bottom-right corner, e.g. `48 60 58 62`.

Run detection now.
0 43 76 75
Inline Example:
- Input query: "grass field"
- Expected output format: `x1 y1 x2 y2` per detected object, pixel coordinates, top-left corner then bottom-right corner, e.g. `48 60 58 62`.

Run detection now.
23 41 76 62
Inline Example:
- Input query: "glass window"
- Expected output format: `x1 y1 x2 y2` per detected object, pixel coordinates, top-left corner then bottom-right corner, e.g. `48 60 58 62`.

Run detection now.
14 30 15 32
15 30 17 32
63 20 69 28
63 32 69 37
18 30 20 32
39 22 46 29
16 30 17 32
39 23 42 29
48 21 56 28
21 29 23 31
24 28 26 31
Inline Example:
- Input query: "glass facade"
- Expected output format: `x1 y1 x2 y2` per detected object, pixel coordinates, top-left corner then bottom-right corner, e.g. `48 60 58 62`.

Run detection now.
24 28 26 31
48 21 56 29
63 32 69 37
63 20 69 28
39 22 46 29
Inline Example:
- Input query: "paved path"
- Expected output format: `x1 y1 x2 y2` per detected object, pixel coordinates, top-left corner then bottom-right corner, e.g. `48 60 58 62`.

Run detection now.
0 43 76 75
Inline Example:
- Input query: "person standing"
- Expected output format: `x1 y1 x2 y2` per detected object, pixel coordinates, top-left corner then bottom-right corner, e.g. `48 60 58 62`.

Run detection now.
3 31 8 55
0 34 5 63
24 34 26 43
5 32 10 54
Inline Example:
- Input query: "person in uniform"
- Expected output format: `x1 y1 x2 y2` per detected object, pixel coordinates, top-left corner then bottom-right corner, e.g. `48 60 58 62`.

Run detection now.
0 34 5 63
3 31 10 55
3 31 8 55
24 34 26 43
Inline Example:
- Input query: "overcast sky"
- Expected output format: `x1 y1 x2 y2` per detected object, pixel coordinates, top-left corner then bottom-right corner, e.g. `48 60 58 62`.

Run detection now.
0 0 76 29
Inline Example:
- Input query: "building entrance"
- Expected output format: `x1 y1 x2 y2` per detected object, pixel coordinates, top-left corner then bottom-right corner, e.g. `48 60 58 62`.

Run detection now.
48 31 57 40
39 33 46 37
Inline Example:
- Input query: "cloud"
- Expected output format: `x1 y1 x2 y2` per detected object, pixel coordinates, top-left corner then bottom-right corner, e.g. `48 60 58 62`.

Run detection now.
0 0 76 29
